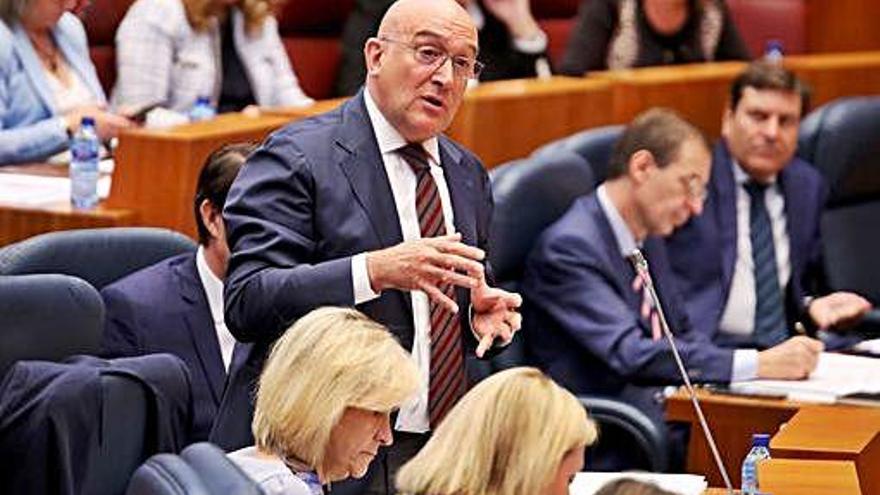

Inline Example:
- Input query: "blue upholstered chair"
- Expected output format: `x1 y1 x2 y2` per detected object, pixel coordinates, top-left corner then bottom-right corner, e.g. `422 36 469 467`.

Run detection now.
798 96 880 330
0 273 104 376
0 227 196 290
532 124 625 185
127 443 262 495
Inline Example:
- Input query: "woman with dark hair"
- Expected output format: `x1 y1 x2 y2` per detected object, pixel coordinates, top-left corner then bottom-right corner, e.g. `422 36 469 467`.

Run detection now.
560 0 750 75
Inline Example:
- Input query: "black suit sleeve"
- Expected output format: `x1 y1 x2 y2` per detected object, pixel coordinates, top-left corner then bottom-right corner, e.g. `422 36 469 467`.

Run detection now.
559 0 617 74
334 0 395 96
100 286 143 358
714 0 751 61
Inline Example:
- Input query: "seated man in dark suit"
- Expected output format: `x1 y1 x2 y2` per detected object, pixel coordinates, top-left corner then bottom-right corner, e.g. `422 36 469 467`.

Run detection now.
335 0 550 96
100 143 253 442
665 62 871 349
521 109 823 463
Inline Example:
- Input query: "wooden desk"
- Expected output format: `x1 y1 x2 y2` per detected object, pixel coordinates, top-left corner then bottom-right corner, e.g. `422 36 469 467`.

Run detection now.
109 113 292 237
771 406 880 495
446 76 613 167
786 51 880 107
758 459 863 495
666 390 801 488
0 164 136 246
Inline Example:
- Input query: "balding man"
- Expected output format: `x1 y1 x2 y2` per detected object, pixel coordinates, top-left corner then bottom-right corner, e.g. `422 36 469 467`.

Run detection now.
210 1 521 492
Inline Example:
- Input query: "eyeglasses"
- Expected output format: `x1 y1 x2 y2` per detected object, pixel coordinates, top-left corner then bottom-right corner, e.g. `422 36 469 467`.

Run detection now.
380 37 485 80
679 174 708 202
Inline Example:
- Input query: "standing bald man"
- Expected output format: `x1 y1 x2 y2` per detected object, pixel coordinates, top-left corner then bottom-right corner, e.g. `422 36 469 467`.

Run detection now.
210 1 521 493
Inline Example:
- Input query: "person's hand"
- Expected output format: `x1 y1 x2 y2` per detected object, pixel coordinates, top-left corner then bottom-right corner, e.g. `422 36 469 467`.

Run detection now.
366 233 485 313
471 280 522 358
757 336 824 380
808 291 872 330
482 0 542 40
64 106 134 140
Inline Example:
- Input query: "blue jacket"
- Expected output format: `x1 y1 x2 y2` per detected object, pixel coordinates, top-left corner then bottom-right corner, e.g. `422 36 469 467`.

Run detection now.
0 13 106 164
665 141 827 347
101 252 225 442
210 90 495 450
522 193 733 428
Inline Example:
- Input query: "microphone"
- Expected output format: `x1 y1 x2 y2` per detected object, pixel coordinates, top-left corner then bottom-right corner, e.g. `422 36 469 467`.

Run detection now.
628 249 735 494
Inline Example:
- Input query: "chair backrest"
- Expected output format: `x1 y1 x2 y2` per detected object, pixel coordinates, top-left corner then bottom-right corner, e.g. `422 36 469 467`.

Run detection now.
181 443 263 495
0 227 196 290
0 274 104 377
127 443 263 495
81 0 137 94
579 396 669 472
796 96 880 304
126 454 212 495
533 124 625 185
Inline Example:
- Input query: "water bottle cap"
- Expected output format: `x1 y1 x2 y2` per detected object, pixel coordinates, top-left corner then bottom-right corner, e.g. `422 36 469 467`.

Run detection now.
752 433 770 447
765 39 783 53
196 96 211 105
81 116 96 127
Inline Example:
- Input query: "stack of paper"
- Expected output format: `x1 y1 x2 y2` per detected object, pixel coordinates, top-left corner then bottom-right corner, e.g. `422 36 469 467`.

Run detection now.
0 174 113 207
730 352 880 403
571 472 707 495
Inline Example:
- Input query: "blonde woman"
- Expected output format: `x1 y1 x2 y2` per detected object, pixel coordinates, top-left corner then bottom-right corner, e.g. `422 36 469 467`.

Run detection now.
112 0 313 114
396 367 597 495
228 307 419 495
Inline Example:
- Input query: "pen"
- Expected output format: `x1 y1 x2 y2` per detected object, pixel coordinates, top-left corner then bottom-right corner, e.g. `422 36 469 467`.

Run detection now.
794 321 807 336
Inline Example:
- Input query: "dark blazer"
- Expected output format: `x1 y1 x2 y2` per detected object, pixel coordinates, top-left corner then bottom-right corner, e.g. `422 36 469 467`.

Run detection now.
211 89 494 450
521 193 733 427
334 0 547 96
101 252 226 442
665 141 827 348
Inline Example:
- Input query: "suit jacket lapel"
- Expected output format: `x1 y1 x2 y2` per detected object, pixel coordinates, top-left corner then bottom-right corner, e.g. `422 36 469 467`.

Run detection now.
714 142 739 290
12 24 56 113
587 195 640 310
439 138 477 246
173 256 226 406
336 92 404 249
778 166 805 278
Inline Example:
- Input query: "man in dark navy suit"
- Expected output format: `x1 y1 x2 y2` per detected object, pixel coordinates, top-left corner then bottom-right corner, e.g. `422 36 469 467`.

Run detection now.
211 1 521 493
101 143 252 442
522 109 823 458
666 62 871 350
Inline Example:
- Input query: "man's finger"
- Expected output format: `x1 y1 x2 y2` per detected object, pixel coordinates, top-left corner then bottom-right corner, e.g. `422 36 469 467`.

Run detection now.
476 332 494 358
420 264 479 289
505 311 522 332
426 237 485 261
419 281 459 313
430 252 485 280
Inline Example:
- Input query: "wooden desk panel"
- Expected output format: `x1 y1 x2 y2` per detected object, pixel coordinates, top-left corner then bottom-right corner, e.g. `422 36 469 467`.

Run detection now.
771 406 880 495
666 390 800 488
787 51 880 107
0 164 136 246
446 77 613 167
758 459 862 495
109 113 292 237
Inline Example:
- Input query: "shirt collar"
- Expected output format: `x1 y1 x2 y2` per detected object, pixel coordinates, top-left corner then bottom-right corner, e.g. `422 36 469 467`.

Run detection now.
364 87 440 165
731 159 777 186
596 183 640 258
195 245 224 324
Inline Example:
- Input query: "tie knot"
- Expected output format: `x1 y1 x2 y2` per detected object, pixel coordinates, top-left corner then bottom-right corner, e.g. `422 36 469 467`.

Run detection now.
398 143 431 173
744 180 769 200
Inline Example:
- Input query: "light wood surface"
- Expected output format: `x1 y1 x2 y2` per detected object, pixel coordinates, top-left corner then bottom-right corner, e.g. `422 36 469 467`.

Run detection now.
807 0 880 53
0 163 136 246
758 458 863 495
108 113 293 237
771 406 880 495
665 389 801 488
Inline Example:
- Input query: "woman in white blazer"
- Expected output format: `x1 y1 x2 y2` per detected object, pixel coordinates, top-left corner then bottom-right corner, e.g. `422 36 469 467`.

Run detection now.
112 0 313 114
0 0 131 164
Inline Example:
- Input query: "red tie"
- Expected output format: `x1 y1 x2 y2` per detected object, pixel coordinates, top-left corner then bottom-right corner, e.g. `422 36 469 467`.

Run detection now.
398 143 466 428
632 272 662 341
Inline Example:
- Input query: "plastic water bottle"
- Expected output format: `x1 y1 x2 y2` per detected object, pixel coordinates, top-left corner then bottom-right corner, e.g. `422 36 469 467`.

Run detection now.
69 116 100 209
188 96 216 122
741 433 771 495
764 40 784 65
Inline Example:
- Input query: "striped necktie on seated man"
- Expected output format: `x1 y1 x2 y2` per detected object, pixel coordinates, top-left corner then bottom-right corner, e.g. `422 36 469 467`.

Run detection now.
397 143 466 428
746 181 788 348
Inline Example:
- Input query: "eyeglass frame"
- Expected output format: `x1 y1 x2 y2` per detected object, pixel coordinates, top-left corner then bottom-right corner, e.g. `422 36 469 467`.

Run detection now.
378 36 485 81
678 173 708 202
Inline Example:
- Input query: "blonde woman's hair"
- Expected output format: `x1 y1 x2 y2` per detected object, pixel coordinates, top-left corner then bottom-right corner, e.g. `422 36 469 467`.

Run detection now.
396 367 597 495
252 307 419 480
182 0 278 34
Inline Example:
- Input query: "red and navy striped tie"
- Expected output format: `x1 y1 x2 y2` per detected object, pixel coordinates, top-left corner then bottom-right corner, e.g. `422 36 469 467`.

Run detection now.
398 143 466 429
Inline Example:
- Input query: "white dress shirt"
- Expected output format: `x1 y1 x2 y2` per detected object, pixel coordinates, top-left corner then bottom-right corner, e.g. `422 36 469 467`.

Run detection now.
195 246 237 372
596 184 757 381
350 89 455 433
718 161 791 338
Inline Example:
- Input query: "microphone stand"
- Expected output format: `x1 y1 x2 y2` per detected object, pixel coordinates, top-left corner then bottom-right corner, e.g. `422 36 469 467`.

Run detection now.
629 249 735 494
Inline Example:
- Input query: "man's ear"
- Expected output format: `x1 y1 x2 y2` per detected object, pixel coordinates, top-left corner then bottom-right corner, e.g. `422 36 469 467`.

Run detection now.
628 149 655 185
364 38 384 76
199 199 222 240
